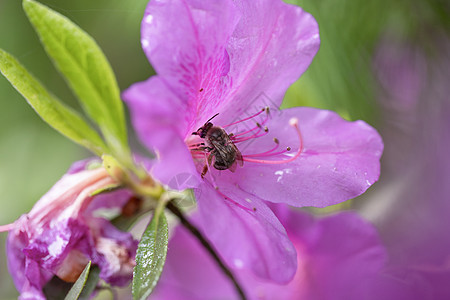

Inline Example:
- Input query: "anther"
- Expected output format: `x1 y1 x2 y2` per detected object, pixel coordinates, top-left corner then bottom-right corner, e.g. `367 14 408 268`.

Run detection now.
264 126 268 132
273 138 279 144
242 118 303 165
199 88 204 92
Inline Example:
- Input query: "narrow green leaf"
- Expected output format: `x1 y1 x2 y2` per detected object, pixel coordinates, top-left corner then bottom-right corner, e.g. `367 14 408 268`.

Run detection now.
64 262 91 300
78 265 100 300
0 49 107 155
23 0 128 155
133 206 169 300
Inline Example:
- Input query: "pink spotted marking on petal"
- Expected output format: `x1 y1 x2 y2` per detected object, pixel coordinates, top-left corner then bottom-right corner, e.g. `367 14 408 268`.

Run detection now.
215 188 255 213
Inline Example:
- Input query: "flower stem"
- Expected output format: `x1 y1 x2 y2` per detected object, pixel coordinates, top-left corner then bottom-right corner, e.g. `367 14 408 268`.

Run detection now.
166 200 248 300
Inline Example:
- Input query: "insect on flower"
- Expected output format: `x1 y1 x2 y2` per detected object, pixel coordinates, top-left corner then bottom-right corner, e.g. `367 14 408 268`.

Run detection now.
191 113 244 177
124 0 383 283
189 107 303 180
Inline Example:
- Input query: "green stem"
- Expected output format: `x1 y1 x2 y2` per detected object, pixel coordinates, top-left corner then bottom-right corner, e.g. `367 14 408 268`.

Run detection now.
166 200 248 300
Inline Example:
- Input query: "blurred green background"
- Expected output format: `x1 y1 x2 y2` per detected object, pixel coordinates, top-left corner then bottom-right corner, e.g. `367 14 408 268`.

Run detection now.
0 0 447 298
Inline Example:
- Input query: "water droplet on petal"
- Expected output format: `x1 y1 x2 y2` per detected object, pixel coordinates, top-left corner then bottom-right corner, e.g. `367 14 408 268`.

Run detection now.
234 258 244 269
144 15 154 24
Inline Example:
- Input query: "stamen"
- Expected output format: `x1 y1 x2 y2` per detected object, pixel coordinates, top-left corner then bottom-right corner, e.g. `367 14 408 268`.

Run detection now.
0 223 14 232
231 124 260 138
233 128 269 143
244 138 280 157
230 110 271 139
216 189 254 212
188 142 205 150
242 118 303 165
222 107 267 128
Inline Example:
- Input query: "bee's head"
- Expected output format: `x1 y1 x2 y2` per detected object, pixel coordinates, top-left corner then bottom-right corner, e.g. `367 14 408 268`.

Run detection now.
192 113 219 138
192 122 213 138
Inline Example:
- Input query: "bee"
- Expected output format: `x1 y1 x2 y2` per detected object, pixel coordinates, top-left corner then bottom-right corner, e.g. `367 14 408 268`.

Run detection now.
192 113 243 177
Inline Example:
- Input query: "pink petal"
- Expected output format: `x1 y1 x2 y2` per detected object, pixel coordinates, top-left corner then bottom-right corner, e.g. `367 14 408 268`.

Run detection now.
136 0 319 132
219 107 383 207
153 207 395 300
6 164 138 298
194 182 297 283
218 0 320 122
141 0 240 127
152 224 236 299
123 77 201 189
267 209 388 300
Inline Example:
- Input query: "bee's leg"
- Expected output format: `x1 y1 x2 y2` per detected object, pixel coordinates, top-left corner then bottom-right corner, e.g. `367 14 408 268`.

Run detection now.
201 164 209 178
201 152 215 179
191 146 213 152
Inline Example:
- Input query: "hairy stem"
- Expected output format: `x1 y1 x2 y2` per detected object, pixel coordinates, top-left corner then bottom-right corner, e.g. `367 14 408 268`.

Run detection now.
166 200 248 300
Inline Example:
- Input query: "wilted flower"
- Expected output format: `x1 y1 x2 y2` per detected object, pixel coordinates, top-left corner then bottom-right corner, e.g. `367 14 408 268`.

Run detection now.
2 160 138 300
151 206 406 300
124 0 383 282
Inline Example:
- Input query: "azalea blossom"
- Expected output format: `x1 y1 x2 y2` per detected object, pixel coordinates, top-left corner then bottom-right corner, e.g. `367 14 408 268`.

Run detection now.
360 34 450 299
124 0 383 282
1 160 138 300
151 206 413 300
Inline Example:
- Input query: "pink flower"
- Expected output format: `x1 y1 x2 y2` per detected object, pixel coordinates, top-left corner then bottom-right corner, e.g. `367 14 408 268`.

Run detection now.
4 160 138 300
151 206 409 300
123 0 383 282
364 34 450 299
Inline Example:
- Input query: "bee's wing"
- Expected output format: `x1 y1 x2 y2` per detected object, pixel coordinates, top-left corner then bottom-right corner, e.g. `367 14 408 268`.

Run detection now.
228 142 244 173
209 140 229 161
228 160 238 172
234 143 244 167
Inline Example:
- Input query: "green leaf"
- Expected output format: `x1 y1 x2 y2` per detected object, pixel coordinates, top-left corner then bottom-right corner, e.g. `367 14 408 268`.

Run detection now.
78 265 100 300
23 0 128 156
64 262 91 300
133 206 169 300
0 49 107 155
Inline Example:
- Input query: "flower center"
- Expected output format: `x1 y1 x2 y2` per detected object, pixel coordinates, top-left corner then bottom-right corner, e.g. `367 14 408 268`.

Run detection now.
186 107 303 212
188 107 303 169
